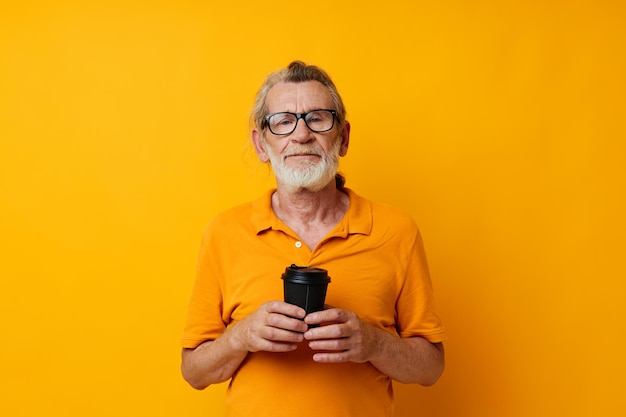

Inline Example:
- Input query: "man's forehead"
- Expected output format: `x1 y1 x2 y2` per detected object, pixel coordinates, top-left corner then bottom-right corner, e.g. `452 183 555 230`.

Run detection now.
265 81 332 111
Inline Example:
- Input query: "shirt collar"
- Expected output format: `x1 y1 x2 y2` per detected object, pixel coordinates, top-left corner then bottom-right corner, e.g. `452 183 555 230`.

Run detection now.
250 188 372 237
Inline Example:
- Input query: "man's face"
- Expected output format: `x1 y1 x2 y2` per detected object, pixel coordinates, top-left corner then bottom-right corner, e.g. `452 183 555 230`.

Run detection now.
252 81 350 192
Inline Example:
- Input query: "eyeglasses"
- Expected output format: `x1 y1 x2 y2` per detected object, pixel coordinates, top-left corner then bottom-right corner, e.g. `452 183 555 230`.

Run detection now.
264 109 337 135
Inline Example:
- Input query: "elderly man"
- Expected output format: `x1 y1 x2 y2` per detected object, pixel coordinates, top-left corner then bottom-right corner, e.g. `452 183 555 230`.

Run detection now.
181 61 447 417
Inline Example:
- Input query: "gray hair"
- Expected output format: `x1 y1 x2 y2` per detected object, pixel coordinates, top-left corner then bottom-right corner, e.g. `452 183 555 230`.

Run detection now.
251 61 347 132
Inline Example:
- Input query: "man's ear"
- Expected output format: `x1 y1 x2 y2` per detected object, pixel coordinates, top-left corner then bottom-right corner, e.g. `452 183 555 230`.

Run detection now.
339 121 350 157
251 129 270 163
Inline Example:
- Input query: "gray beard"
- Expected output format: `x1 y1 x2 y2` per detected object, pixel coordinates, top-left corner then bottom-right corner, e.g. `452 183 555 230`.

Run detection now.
265 139 341 193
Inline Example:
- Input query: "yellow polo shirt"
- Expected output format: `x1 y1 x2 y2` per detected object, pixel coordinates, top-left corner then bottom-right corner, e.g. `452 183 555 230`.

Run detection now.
182 188 447 417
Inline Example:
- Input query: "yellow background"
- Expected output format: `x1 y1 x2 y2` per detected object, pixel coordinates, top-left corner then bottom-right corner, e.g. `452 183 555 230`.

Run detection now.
1 1 625 416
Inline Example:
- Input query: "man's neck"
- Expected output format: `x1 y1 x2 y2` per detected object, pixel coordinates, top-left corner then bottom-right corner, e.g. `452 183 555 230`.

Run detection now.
271 181 349 247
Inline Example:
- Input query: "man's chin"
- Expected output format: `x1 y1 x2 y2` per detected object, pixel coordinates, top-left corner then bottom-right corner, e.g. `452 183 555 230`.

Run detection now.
276 173 336 193
270 155 339 193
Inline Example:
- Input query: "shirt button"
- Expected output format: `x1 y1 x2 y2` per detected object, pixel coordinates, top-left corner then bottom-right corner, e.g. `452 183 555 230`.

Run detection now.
295 241 302 248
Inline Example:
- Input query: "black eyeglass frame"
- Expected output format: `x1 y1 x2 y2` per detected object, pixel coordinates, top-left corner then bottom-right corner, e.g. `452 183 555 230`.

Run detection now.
263 109 337 135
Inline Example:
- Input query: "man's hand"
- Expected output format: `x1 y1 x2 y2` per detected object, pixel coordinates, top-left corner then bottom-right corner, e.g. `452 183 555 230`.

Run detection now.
182 301 308 389
303 307 445 385
231 301 309 353
303 307 381 363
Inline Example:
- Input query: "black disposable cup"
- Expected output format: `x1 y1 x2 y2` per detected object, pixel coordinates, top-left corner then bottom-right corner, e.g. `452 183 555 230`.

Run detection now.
282 264 331 320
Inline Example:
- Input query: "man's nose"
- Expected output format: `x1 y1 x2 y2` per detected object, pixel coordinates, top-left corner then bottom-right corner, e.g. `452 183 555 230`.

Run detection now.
290 118 315 142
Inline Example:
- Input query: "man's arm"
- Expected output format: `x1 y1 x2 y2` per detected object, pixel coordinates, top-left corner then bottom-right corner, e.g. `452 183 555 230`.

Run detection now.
181 301 308 390
304 308 445 385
